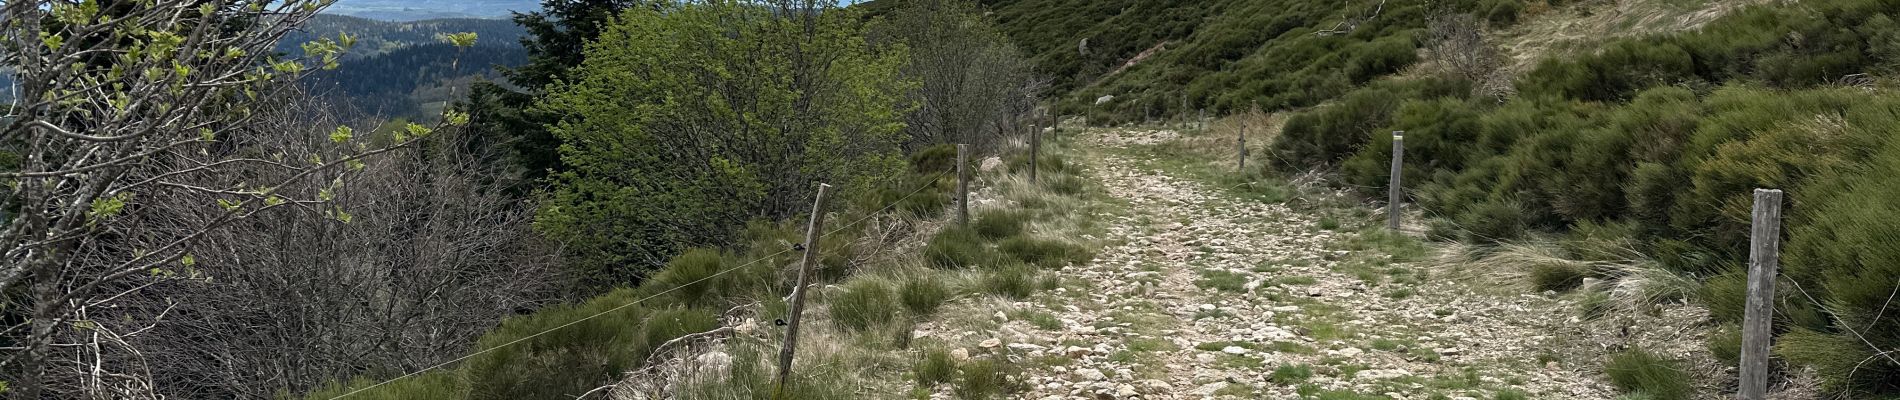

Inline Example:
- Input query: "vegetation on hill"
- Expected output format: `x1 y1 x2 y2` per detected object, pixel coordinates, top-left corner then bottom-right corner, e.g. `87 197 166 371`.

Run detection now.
960 0 1522 123
305 0 1046 397
1263 0 1900 395
285 14 531 119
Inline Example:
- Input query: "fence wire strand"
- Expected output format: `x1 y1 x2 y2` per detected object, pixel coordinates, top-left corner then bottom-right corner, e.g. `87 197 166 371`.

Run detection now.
327 170 952 399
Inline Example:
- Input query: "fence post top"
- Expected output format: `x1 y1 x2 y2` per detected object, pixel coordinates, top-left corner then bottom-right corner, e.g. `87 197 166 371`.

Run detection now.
1755 188 1783 195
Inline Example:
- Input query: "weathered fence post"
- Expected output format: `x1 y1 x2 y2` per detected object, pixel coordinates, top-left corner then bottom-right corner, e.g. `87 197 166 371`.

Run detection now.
1237 119 1248 173
774 183 831 398
1198 108 1206 131
1049 107 1058 141
1739 188 1784 400
1030 124 1041 184
1387 131 1405 231
957 144 970 226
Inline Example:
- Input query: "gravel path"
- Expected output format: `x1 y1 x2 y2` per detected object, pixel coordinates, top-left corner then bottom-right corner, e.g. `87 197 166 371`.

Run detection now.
997 129 1619 400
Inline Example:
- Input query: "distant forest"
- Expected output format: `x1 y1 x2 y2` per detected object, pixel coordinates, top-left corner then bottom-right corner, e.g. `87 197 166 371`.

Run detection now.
286 14 530 119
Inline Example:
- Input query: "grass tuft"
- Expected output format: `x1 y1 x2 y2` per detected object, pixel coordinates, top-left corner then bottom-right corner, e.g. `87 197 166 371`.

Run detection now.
899 274 952 317
831 278 897 332
1604 348 1690 400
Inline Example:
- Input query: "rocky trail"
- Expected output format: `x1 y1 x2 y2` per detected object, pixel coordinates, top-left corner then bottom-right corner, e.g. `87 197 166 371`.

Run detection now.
928 128 1628 399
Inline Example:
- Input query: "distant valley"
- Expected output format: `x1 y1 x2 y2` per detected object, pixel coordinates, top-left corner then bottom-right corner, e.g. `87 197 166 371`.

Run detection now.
283 14 530 120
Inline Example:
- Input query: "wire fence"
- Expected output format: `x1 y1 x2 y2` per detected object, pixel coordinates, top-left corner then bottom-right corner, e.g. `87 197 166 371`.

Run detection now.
327 170 952 399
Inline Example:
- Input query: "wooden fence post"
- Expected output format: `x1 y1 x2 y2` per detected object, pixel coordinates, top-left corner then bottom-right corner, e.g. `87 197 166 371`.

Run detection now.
1030 125 1040 184
1739 188 1784 400
1049 108 1058 141
1387 131 1404 231
957 144 970 226
774 183 831 398
1237 119 1248 173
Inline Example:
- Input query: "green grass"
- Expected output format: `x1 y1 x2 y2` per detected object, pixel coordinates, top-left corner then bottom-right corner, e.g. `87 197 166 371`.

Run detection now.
831 278 898 332
1604 348 1691 400
899 275 952 317
1195 269 1251 292
954 358 1016 399
972 209 1029 239
980 265 1038 299
915 348 958 387
1529 263 1589 292
1270 364 1313 383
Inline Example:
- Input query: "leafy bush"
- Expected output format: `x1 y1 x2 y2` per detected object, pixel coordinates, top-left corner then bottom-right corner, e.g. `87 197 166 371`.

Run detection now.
1604 348 1690 400
831 278 898 332
915 348 958 387
910 143 962 174
1346 37 1418 84
534 2 911 289
899 275 953 317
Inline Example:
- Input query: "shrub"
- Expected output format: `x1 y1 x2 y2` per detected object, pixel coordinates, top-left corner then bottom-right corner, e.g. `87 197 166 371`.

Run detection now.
899 275 953 317
1457 198 1528 243
980 265 1038 299
1346 37 1418 84
831 278 898 332
1604 348 1691 400
972 209 1028 239
1528 262 1588 292
1483 0 1521 27
1777 328 1900 395
915 348 958 387
910 143 961 174
924 227 992 269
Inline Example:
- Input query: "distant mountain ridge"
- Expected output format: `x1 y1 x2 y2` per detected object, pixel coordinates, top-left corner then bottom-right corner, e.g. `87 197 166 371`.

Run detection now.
327 0 541 21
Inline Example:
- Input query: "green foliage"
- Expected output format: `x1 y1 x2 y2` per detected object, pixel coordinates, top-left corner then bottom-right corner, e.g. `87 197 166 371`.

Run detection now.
915 348 958 387
1706 323 1741 367
1456 198 1527 243
1604 348 1691 400
459 296 718 399
1777 328 1900 395
899 275 953 317
832 278 899 332
1346 37 1418 84
1494 389 1530 400
910 144 962 174
536 2 911 288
